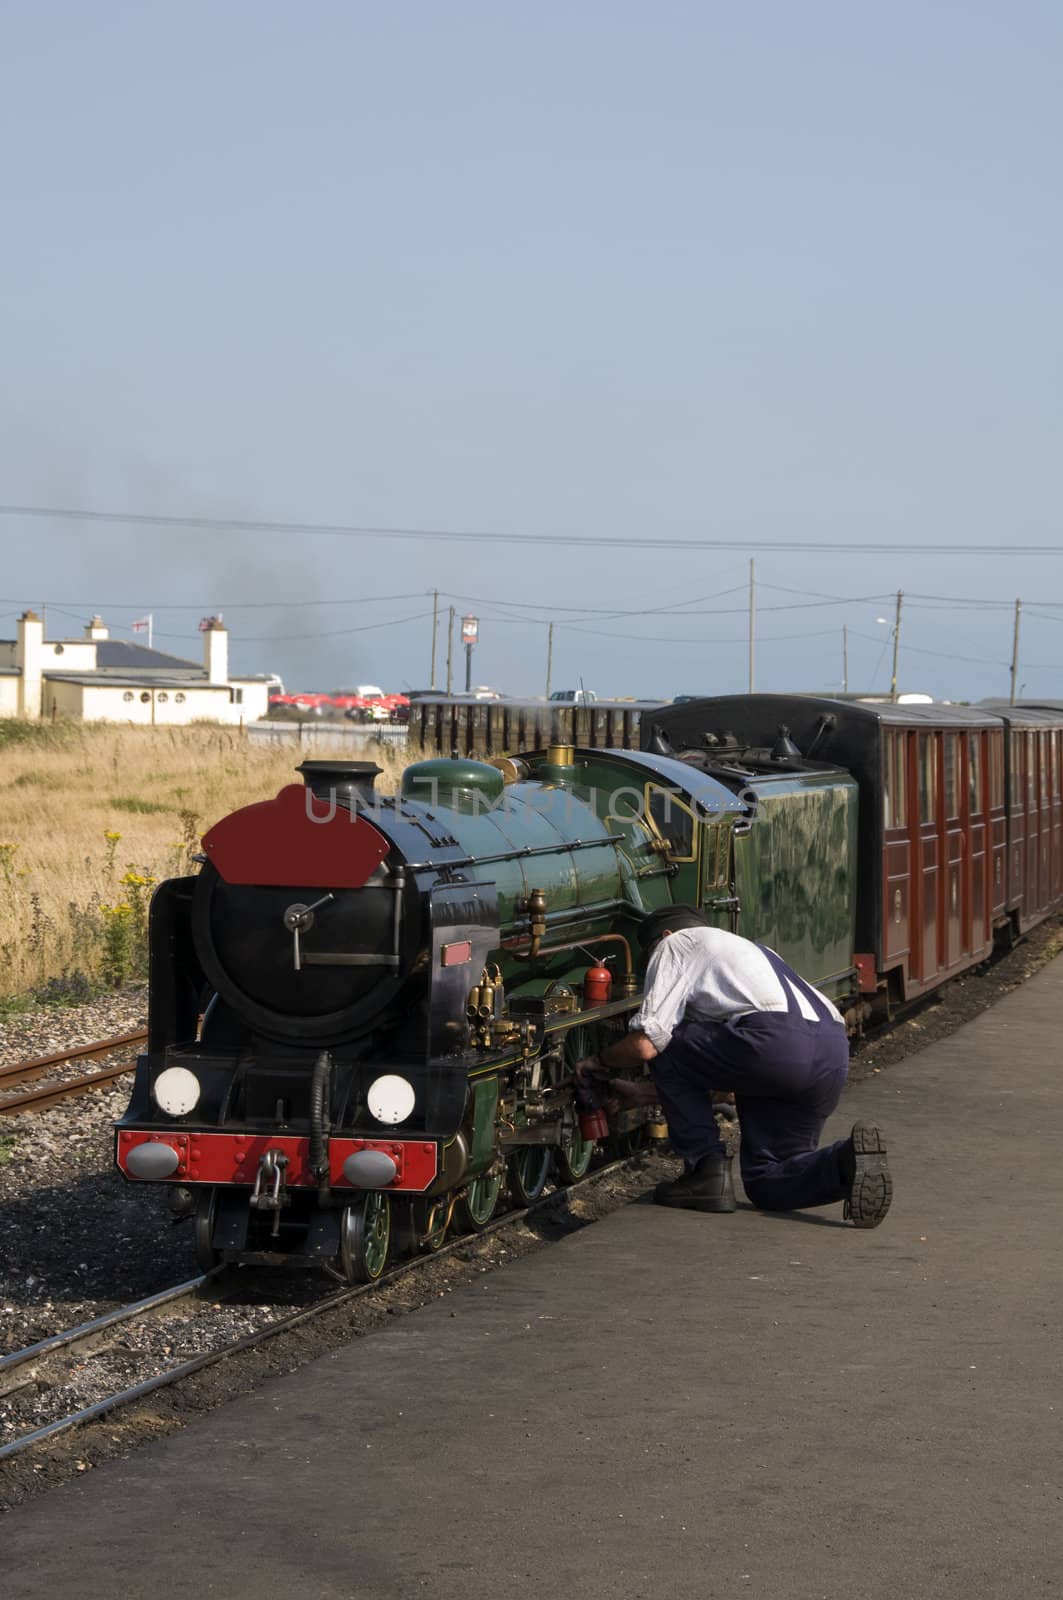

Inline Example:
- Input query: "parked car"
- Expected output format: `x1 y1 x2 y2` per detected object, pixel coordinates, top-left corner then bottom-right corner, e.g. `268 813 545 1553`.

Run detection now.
549 689 597 704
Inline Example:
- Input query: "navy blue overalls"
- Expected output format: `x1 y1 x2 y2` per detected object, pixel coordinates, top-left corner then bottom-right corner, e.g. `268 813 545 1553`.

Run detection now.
650 946 851 1211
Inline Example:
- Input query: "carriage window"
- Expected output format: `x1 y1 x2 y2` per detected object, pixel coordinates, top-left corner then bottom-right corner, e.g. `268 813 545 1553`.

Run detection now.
1010 733 1023 806
988 735 1004 809
968 734 983 816
943 735 958 818
647 786 697 862
918 736 938 824
884 732 907 829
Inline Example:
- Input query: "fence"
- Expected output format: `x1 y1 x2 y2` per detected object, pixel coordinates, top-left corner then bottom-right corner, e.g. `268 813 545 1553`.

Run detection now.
248 719 410 752
407 699 664 758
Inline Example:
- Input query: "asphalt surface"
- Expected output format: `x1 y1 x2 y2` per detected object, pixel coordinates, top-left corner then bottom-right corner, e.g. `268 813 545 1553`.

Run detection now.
7 960 1063 1599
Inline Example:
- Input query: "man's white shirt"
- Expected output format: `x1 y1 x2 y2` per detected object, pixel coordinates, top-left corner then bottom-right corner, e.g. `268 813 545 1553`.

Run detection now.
630 926 844 1051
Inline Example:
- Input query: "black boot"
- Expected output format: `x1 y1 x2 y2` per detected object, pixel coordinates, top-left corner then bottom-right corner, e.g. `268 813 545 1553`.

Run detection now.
655 1156 736 1213
840 1122 892 1228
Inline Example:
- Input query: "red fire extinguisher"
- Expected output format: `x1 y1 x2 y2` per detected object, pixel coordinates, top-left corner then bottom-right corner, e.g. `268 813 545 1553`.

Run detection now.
575 1073 611 1143
583 960 612 1008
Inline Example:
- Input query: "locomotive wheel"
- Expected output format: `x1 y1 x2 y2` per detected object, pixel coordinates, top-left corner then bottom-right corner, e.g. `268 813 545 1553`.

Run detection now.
455 1171 502 1232
421 1194 452 1252
337 1193 391 1284
555 1024 596 1184
393 1194 453 1255
507 1145 551 1206
193 1189 222 1272
611 1124 649 1157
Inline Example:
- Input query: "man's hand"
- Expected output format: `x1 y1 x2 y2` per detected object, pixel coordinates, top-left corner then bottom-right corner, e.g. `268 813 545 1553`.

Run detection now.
607 1077 660 1110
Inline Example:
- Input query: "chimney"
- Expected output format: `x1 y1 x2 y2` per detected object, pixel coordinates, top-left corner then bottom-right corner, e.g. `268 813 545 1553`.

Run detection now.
202 617 229 684
85 615 109 640
16 610 44 718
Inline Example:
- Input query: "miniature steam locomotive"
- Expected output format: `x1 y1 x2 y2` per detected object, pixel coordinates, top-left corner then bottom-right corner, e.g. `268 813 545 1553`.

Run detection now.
115 735 860 1281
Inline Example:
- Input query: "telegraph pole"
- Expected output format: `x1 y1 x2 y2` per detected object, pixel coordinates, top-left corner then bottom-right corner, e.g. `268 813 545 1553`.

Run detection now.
842 625 849 693
748 558 755 693
1010 598 1022 705
429 590 439 689
545 622 554 698
445 606 454 696
889 590 903 703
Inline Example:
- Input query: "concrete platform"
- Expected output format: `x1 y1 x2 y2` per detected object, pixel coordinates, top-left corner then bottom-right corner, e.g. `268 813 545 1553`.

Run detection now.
7 961 1063 1599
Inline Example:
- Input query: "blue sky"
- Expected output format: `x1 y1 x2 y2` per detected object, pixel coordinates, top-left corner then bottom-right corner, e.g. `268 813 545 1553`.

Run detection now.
1 1 1061 698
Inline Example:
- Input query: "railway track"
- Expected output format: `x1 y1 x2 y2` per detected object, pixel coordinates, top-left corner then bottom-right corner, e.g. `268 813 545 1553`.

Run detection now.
0 1155 635 1463
0 1028 146 1116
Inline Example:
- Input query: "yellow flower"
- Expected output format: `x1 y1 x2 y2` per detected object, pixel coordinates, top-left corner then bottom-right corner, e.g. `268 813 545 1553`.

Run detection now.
104 830 121 843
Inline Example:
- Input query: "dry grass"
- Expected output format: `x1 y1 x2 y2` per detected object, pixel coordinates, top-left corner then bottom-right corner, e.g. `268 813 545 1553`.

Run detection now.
0 721 411 1004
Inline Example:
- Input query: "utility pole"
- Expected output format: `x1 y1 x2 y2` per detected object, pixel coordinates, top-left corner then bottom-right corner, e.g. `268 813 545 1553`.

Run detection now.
748 558 755 693
429 590 439 689
889 590 903 703
545 622 554 699
842 625 849 693
445 606 454 696
1010 598 1022 705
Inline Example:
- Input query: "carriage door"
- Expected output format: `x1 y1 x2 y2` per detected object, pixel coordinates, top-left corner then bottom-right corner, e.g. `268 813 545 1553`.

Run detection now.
916 733 942 983
1024 731 1039 917
967 732 989 956
1054 731 1063 902
1009 731 1026 922
1038 732 1052 913
943 734 966 968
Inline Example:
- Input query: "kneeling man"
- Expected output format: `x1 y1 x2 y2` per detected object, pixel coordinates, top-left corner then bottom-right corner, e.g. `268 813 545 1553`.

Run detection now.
586 907 891 1227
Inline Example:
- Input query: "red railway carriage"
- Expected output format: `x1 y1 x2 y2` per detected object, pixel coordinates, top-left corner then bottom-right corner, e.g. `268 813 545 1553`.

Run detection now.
982 704 1063 932
649 696 1017 1007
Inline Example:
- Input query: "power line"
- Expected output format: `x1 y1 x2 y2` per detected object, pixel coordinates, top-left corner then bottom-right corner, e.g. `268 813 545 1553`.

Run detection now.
562 624 843 645
150 609 437 644
4 501 1063 555
847 629 1011 670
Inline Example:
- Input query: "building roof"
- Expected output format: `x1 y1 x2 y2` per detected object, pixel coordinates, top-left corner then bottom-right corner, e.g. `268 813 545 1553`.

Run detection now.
44 674 231 691
95 640 199 671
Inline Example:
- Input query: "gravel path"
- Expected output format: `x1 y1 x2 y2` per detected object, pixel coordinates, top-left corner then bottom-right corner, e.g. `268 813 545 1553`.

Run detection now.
0 986 190 1357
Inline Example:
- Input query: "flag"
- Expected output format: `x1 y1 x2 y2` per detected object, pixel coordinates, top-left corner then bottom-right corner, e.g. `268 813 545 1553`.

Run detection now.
131 616 151 633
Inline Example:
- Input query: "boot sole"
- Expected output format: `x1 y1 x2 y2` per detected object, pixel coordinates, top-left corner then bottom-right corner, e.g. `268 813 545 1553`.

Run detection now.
846 1123 892 1228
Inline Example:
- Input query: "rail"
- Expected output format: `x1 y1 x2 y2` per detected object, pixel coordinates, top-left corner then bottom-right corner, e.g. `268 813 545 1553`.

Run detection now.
0 1154 636 1462
0 1028 146 1116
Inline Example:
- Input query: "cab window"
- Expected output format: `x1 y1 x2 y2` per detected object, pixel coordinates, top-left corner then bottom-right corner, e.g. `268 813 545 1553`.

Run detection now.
647 786 697 862
702 822 731 889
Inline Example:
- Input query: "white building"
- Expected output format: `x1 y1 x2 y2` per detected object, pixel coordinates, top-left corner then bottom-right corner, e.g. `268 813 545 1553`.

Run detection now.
0 612 271 726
